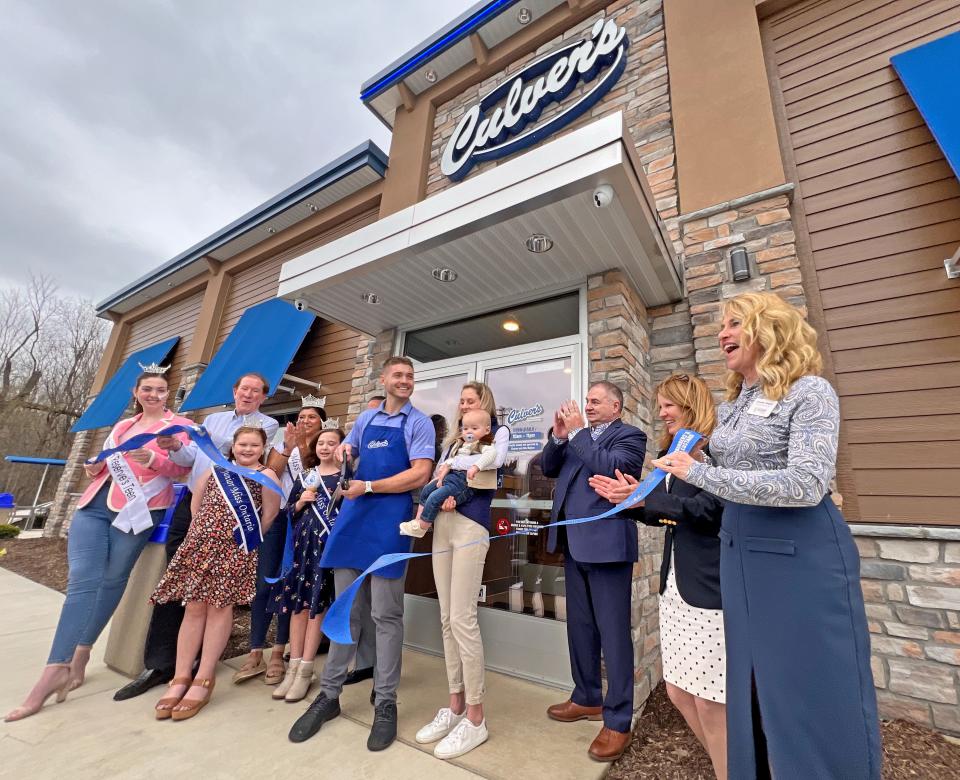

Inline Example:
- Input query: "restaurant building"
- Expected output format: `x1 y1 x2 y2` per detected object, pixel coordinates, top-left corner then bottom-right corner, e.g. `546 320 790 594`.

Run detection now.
50 0 960 733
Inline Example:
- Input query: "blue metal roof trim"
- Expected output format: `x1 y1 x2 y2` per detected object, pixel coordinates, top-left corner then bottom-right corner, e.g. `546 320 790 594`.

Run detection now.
96 140 389 314
4 456 69 466
360 0 521 102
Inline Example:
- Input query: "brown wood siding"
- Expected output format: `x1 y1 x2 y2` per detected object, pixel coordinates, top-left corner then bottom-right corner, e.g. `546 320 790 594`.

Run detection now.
764 0 960 524
120 289 204 394
212 208 378 421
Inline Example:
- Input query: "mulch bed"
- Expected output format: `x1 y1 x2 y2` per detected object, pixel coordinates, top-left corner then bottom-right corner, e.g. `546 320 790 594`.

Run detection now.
5 537 960 778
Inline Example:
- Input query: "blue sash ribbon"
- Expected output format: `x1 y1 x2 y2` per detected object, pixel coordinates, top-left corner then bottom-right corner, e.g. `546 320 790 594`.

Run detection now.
266 474 336 585
211 466 263 553
322 428 702 644
87 424 283 497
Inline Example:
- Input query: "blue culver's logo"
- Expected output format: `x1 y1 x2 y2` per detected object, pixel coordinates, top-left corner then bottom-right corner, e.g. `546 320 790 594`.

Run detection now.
440 18 630 181
506 404 544 425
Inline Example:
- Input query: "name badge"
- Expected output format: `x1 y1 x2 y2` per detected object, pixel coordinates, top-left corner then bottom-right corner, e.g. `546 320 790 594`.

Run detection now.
746 398 778 417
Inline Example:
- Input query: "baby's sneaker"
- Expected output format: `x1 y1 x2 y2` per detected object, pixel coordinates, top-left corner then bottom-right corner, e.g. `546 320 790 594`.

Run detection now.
399 519 428 538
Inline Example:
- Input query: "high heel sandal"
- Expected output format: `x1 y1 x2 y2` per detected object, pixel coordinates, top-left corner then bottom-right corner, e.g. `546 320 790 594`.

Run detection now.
171 677 215 721
4 665 70 722
154 677 193 720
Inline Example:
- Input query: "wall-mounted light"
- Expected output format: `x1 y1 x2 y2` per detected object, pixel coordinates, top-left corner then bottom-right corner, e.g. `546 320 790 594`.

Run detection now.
730 247 751 282
502 317 520 332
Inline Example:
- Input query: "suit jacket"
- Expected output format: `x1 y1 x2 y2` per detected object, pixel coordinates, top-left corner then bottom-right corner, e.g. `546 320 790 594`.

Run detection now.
78 411 193 512
628 467 724 610
542 419 647 563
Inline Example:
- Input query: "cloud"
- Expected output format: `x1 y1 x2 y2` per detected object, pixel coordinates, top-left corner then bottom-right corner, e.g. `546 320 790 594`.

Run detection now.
0 0 475 301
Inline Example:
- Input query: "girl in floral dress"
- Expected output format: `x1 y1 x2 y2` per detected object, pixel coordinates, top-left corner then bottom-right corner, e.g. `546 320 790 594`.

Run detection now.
269 425 344 702
151 425 281 720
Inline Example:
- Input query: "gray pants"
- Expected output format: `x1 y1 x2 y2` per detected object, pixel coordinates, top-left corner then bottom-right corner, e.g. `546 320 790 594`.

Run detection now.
353 612 377 670
321 567 406 703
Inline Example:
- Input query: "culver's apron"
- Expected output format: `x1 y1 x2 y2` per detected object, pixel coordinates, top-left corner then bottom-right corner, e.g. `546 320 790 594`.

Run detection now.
320 415 413 579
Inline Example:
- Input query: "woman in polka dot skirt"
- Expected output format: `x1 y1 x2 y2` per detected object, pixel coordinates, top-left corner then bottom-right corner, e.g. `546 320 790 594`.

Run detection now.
591 374 726 779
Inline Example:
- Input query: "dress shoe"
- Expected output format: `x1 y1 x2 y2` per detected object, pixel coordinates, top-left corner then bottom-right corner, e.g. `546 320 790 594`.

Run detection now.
288 693 340 743
546 699 603 722
588 725 632 762
114 668 173 701
343 666 373 685
367 700 398 751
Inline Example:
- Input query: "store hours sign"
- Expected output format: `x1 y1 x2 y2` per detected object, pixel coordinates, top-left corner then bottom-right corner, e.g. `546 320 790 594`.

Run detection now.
441 18 630 181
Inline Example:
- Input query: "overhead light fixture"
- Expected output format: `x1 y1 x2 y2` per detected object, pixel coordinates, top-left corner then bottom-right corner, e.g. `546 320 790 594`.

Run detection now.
267 227 277 234
502 317 520 332
432 267 458 282
424 68 438 83
517 7 532 25
307 203 319 213
525 234 553 253
361 292 381 305
730 247 751 282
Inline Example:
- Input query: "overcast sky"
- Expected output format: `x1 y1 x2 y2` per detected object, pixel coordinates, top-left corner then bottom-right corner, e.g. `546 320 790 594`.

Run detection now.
0 0 475 303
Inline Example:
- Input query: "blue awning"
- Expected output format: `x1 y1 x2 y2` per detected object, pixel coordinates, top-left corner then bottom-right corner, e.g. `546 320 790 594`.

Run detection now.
71 337 180 432
179 299 315 412
892 31 960 181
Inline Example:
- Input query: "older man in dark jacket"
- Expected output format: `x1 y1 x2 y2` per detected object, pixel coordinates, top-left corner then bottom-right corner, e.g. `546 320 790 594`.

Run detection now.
541 381 647 762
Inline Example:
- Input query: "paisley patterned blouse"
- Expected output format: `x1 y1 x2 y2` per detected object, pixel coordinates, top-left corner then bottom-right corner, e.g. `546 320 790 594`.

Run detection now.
685 375 839 507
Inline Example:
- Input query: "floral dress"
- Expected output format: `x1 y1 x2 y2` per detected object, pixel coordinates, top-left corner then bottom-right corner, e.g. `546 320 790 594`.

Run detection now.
152 469 264 608
267 471 339 619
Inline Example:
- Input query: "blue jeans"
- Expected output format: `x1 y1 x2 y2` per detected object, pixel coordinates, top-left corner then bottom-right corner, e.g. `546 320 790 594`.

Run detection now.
47 486 162 664
250 514 290 649
419 471 475 523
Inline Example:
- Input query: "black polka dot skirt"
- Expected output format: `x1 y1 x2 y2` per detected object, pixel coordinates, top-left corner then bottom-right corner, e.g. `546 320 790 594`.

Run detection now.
659 552 726 703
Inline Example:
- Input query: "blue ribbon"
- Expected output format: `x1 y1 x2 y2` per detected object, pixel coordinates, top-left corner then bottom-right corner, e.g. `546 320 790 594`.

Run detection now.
322 428 702 645
87 424 284 497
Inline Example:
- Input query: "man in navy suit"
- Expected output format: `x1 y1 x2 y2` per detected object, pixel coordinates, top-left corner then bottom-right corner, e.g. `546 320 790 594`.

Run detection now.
541 381 647 762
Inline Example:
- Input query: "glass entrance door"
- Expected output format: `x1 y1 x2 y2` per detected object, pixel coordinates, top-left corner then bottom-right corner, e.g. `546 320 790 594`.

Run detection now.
403 340 580 687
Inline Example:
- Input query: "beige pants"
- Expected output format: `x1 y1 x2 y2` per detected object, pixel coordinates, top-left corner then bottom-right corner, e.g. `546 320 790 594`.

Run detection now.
432 510 490 705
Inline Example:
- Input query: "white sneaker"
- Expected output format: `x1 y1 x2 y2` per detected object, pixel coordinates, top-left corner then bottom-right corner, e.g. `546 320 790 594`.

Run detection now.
399 519 429 538
434 717 489 760
415 707 464 744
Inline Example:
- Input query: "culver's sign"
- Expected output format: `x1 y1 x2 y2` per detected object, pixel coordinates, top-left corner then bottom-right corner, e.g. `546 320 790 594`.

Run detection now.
440 18 629 181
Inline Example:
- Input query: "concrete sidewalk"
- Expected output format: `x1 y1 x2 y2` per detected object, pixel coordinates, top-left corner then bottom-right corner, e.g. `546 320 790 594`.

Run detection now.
0 568 608 780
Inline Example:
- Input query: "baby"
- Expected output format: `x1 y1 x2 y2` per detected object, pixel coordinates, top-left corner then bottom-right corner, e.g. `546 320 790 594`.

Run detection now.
399 409 498 538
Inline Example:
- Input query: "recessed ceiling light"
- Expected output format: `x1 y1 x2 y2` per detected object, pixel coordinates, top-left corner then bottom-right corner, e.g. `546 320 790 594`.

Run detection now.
517 7 532 25
267 227 277 234
424 68 438 83
502 318 520 332
432 267 458 282
307 203 319 213
361 292 381 305
525 234 553 253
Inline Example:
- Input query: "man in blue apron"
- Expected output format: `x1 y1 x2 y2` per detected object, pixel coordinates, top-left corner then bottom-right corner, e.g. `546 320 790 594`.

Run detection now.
289 356 434 751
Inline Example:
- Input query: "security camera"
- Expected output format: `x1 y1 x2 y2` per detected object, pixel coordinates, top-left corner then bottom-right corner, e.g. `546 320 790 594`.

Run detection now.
593 184 614 208
293 298 308 312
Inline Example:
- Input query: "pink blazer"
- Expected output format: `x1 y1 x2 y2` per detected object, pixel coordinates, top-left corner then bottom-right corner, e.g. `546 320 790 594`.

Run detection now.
78 411 194 512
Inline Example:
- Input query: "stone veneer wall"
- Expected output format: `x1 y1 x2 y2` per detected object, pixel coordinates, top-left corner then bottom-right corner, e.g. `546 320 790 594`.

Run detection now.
345 330 397 429
854 526 960 735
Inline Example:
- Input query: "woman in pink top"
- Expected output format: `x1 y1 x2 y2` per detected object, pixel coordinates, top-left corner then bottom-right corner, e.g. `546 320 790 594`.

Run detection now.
5 370 192 722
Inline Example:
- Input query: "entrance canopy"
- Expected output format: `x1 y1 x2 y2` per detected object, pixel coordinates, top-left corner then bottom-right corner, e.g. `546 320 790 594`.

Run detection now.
277 112 681 335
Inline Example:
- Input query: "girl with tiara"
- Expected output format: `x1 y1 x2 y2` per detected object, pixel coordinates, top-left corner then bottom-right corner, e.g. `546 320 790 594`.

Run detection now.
150 422 281 721
268 420 345 702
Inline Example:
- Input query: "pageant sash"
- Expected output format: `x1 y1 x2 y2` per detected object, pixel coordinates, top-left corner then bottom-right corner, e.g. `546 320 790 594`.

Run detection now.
322 428 702 644
88 424 283 497
266 469 335 585
101 431 169 534
212 466 263 553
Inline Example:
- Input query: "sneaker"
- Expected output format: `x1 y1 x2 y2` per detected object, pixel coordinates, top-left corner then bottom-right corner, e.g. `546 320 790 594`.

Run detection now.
367 700 398 751
288 692 340 743
434 717 489 760
399 520 428 538
415 707 466 744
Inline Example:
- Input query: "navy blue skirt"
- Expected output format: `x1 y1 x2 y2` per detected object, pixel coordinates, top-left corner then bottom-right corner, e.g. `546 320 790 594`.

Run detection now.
719 497 881 779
